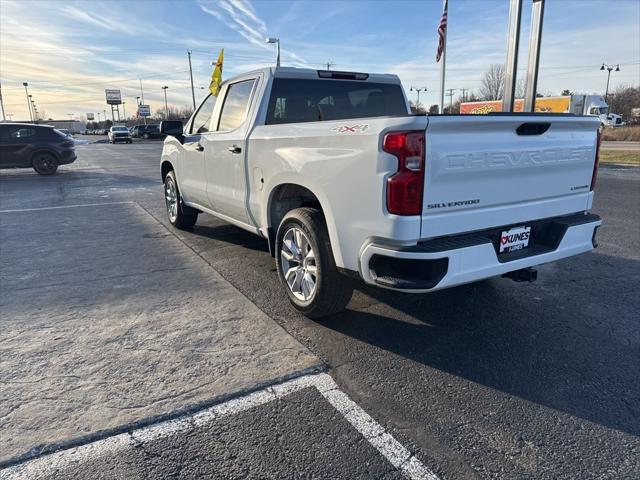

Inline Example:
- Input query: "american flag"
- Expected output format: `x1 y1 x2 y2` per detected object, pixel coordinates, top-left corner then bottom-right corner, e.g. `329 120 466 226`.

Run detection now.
436 0 448 62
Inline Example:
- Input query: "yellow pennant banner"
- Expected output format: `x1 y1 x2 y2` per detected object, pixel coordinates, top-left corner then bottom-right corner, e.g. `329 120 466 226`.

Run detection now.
209 49 224 96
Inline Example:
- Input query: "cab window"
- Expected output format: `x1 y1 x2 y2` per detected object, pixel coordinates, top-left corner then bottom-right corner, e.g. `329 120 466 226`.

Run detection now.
217 79 256 132
190 94 216 134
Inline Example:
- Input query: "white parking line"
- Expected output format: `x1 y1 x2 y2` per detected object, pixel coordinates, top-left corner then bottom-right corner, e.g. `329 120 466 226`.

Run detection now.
0 201 135 214
0 373 439 480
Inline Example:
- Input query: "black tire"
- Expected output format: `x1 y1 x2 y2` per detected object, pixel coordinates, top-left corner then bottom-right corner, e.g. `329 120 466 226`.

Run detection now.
32 152 58 175
164 170 198 229
276 207 353 318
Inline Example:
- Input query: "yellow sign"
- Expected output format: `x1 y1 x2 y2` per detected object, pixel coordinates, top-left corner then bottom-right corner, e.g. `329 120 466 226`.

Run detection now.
461 96 572 114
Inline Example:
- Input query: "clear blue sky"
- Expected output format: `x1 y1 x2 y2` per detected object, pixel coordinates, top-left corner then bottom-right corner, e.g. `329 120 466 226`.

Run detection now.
1 0 638 119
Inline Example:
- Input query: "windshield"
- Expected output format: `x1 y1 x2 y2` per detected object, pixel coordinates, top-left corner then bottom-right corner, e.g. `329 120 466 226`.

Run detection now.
53 129 68 137
112 126 128 132
590 106 609 115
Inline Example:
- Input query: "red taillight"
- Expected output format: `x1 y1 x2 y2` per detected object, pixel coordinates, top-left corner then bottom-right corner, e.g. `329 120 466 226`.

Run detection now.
591 129 601 191
383 131 425 215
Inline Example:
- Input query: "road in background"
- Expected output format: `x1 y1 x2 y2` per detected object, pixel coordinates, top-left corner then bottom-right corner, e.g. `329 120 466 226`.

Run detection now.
601 141 640 151
1 143 638 479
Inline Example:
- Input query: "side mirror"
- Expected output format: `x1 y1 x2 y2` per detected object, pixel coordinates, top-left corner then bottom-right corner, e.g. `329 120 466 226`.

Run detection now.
160 120 183 137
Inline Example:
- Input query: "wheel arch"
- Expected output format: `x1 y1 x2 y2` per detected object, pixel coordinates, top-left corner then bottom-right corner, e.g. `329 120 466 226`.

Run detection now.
161 160 174 181
31 148 60 163
265 182 344 267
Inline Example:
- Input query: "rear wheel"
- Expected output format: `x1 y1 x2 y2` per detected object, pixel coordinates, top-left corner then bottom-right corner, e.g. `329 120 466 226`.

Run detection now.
276 208 353 318
143 133 150 139
32 152 58 175
164 170 198 229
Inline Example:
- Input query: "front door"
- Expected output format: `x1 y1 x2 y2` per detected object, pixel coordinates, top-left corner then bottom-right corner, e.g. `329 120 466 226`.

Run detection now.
178 94 216 207
203 77 258 224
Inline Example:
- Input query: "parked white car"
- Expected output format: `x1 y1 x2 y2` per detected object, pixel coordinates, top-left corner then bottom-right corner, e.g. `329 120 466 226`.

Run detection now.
159 67 602 317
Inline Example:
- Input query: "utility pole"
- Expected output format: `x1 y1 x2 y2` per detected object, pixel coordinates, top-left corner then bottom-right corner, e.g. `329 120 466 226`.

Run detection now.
0 81 6 121
445 88 457 112
162 86 169 119
600 63 620 105
187 50 196 110
324 61 335 70
460 88 468 102
23 82 33 122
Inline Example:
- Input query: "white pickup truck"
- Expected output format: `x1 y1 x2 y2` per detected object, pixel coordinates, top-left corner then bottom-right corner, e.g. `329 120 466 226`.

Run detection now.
159 67 602 318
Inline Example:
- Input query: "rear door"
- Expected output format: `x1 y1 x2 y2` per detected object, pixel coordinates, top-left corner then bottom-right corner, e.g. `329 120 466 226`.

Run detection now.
203 75 259 224
0 126 37 167
420 115 600 239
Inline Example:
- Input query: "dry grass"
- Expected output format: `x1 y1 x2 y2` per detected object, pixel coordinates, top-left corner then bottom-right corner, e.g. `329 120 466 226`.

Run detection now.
599 150 640 166
600 125 640 142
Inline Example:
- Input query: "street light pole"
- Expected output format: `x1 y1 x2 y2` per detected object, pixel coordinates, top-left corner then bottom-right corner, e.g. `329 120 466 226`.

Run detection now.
122 101 126 120
265 37 280 67
410 86 427 111
29 96 36 121
600 63 620 105
23 82 33 122
162 86 169 119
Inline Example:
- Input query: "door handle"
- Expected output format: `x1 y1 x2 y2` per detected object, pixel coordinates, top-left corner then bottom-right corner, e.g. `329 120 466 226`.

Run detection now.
195 143 204 152
227 145 242 154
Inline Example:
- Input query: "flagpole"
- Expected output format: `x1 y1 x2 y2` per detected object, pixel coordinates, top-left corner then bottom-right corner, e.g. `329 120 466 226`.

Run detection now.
438 0 447 114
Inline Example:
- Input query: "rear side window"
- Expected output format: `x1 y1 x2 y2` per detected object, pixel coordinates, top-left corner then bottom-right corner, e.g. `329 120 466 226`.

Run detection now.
9 127 36 138
217 79 256 132
266 79 407 125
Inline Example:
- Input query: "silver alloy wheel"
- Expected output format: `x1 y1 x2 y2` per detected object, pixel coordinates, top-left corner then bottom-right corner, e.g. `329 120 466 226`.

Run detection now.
280 227 317 302
165 177 178 223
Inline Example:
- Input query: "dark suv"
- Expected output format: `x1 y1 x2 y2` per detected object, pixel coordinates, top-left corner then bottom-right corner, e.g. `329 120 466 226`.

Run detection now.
131 124 163 139
0 123 76 175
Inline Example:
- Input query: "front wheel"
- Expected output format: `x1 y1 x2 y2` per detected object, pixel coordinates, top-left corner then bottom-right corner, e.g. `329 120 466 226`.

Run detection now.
276 208 353 318
32 152 58 175
164 170 198 229
143 133 150 139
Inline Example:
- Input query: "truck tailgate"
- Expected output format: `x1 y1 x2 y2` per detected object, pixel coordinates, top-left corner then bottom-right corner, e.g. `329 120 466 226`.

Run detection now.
420 115 600 239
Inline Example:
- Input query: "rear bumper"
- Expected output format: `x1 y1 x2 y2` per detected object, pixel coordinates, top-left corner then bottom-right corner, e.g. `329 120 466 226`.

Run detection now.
359 213 601 292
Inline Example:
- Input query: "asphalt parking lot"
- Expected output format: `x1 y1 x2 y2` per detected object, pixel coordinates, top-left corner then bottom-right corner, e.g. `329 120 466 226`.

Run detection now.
1 142 639 479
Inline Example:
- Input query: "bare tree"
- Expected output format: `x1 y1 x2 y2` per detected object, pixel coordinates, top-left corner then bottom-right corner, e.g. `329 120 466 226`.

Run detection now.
479 64 505 101
515 78 526 98
607 84 640 119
